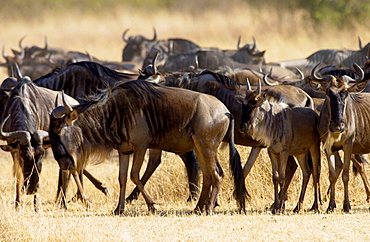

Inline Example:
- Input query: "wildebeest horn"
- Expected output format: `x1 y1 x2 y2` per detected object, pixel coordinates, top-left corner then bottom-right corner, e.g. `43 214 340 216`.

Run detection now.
151 28 157 41
168 40 173 53
311 63 324 81
245 78 251 91
13 62 23 80
352 63 364 82
62 90 73 114
44 36 48 50
295 67 305 81
18 36 26 60
152 52 159 74
194 54 199 70
122 28 130 42
237 36 241 50
262 73 279 86
358 36 363 50
2 46 8 61
0 114 31 145
250 37 257 52
256 79 262 95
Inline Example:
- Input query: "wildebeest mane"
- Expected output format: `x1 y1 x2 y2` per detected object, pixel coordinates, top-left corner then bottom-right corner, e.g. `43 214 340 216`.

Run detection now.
199 70 240 90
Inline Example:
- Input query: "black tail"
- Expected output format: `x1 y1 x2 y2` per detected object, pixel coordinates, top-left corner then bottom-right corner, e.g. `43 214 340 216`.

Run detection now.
224 113 249 212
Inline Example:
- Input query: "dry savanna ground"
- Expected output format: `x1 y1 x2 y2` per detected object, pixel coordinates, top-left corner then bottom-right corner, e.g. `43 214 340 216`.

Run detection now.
1 4 370 241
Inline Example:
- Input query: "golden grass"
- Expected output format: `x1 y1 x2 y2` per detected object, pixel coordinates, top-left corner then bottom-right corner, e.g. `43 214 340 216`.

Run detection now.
1 5 370 241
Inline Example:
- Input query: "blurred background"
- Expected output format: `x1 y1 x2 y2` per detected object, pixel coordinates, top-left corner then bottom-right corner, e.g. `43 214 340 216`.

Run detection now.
0 0 369 75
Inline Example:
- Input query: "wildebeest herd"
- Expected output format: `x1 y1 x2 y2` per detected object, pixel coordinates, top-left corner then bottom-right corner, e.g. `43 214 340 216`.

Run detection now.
0 29 370 215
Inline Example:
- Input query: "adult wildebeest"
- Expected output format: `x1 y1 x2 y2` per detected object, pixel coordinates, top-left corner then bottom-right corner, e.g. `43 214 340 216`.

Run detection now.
122 28 200 64
239 80 321 213
136 58 320 212
0 77 80 210
309 63 370 213
49 80 247 215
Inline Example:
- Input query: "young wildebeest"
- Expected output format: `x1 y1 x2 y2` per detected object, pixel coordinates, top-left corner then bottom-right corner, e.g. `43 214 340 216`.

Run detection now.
49 80 247 215
239 80 321 213
310 63 370 213
0 78 79 210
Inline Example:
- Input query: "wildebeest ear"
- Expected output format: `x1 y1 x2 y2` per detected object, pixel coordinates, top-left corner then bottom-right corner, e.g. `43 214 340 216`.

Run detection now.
309 79 327 92
348 80 368 93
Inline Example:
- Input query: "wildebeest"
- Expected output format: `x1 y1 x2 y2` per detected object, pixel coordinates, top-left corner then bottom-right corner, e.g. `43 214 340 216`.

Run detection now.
309 63 370 212
49 80 247 215
239 80 321 213
122 28 200 64
137 59 319 212
270 38 370 77
0 78 80 210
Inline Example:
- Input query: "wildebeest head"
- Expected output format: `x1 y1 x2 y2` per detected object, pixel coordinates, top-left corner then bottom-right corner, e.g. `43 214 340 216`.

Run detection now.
238 79 264 133
309 63 366 133
0 115 48 194
49 92 86 171
122 28 157 63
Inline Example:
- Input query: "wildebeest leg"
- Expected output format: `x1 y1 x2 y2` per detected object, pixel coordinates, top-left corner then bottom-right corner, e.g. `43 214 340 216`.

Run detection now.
55 169 71 209
293 153 311 213
309 145 321 212
279 156 298 201
276 150 289 213
130 148 156 213
33 194 38 212
83 169 109 195
243 147 262 178
114 154 130 215
181 150 200 202
71 170 91 209
342 144 353 213
268 150 280 214
205 155 224 215
193 155 213 215
325 152 343 199
126 149 162 203
326 150 340 213
352 155 370 202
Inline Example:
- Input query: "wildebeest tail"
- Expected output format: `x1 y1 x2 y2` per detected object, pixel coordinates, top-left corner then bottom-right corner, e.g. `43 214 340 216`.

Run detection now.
224 113 249 212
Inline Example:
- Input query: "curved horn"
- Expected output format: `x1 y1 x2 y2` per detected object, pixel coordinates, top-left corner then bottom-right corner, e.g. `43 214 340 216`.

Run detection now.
152 51 159 74
262 73 279 86
251 36 257 52
0 114 31 145
122 28 130 42
237 36 241 50
55 94 59 108
256 79 262 95
151 28 157 41
311 63 324 81
18 36 26 60
353 63 364 82
62 90 73 114
295 67 305 81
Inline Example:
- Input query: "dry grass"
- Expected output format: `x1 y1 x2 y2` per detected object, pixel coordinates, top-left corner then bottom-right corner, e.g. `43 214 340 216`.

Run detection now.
1 5 370 241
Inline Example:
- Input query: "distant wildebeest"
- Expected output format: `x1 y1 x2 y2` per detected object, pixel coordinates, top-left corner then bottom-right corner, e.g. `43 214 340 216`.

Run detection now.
239 80 321 213
122 28 200 64
49 80 247 215
309 63 370 213
270 38 370 77
0 78 80 210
